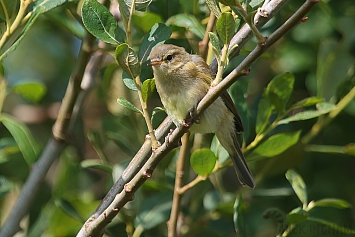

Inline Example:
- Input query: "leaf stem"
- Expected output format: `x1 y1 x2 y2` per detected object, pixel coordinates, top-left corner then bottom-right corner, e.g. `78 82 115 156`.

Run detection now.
135 76 160 150
126 0 136 46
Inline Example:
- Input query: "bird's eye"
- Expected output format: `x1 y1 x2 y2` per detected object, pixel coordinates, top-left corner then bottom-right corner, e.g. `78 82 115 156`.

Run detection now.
166 54 173 61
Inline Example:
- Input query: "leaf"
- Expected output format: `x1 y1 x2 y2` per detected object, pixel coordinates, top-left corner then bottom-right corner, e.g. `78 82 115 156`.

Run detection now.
132 11 163 32
205 0 221 18
210 135 229 165
81 0 124 45
216 12 236 45
289 97 324 110
135 191 172 230
233 195 247 237
0 0 19 22
255 95 272 134
138 23 172 62
265 72 295 113
309 198 351 209
122 72 138 91
248 131 301 161
345 143 355 156
0 8 43 61
1 114 41 165
55 198 84 223
278 102 336 125
80 159 112 173
286 207 308 224
87 130 108 163
208 32 221 59
308 217 355 234
166 14 205 39
12 82 46 103
285 169 307 206
115 43 141 78
190 148 217 176
0 176 14 198
217 0 236 6
141 79 155 102
117 97 142 114
30 0 68 13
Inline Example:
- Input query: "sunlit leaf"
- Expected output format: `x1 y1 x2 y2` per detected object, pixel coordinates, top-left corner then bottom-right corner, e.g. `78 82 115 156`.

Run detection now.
117 97 142 114
210 135 229 165
217 0 236 6
216 12 235 45
115 43 141 78
190 148 217 176
285 169 307 206
122 72 138 91
309 198 351 209
289 97 324 110
255 96 272 134
205 0 221 18
12 82 46 103
141 79 155 102
139 23 172 62
132 11 163 32
248 131 301 161
278 102 335 125
82 0 124 44
30 0 68 13
1 114 41 165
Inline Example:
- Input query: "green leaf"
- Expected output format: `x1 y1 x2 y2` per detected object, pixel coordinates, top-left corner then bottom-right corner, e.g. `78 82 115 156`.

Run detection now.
286 207 308 224
81 0 124 44
166 14 205 39
132 11 163 32
122 72 138 91
1 114 41 165
248 131 301 161
135 191 172 230
285 169 307 206
117 97 142 114
0 138 20 163
115 43 141 78
190 148 217 176
289 97 324 110
80 159 112 173
266 72 295 113
345 143 355 156
308 217 355 234
139 23 172 62
208 32 222 64
30 0 68 13
12 82 46 103
141 79 155 102
55 198 84 223
216 12 236 45
309 198 351 209
217 0 236 6
278 102 336 125
0 0 19 22
233 195 247 237
255 95 272 134
87 130 108 163
0 8 43 61
210 135 229 165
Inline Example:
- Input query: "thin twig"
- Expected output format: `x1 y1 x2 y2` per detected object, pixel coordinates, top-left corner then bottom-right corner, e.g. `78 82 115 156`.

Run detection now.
199 12 216 60
168 133 190 237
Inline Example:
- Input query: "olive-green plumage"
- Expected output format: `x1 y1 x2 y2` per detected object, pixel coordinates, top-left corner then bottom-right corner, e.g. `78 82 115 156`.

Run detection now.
149 44 255 188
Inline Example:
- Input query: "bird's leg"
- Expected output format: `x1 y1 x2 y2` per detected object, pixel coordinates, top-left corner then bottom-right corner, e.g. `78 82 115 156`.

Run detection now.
165 129 182 147
183 107 200 127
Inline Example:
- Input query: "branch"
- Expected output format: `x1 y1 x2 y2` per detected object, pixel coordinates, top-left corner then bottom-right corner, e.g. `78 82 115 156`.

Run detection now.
77 0 319 236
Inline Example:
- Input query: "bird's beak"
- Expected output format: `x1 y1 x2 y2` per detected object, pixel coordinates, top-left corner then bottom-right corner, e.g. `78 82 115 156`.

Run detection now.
148 60 163 66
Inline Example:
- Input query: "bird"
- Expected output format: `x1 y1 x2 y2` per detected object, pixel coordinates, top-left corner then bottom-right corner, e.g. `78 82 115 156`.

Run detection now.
148 44 255 188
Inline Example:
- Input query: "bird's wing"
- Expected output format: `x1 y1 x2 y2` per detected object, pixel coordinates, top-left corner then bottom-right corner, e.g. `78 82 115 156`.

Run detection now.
220 91 244 133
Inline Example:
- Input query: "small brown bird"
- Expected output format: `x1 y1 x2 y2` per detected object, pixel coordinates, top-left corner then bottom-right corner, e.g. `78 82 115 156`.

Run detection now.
149 44 255 188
